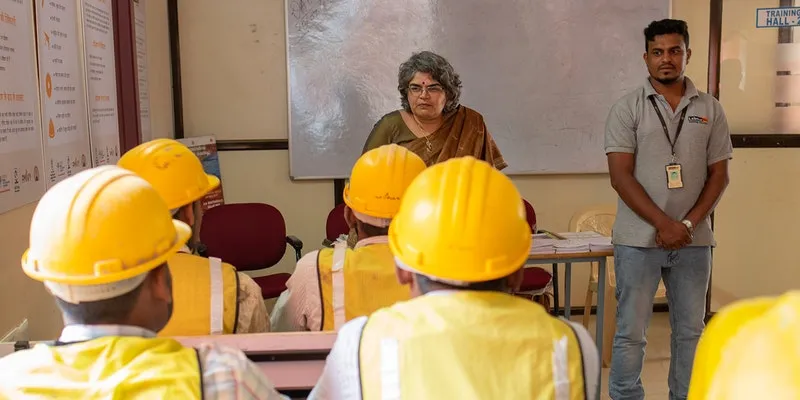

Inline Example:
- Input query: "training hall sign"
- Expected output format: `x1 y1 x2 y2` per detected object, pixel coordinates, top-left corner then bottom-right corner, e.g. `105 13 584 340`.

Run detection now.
756 7 800 28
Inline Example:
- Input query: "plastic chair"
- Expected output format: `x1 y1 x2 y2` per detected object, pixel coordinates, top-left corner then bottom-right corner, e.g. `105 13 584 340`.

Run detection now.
514 199 553 311
200 203 304 299
569 203 667 366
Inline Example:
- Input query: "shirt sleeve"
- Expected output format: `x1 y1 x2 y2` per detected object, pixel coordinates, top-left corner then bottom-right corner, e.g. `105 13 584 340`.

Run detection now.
308 316 367 400
269 251 322 332
235 272 270 333
197 342 289 400
604 100 637 154
707 100 734 165
566 321 600 400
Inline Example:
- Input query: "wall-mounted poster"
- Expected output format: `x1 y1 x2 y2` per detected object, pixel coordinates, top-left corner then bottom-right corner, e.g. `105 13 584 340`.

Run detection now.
177 136 225 212
81 0 120 166
36 0 92 187
0 0 46 214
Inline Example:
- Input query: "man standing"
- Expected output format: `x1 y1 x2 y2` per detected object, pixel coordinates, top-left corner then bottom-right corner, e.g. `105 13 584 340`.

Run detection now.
604 19 732 400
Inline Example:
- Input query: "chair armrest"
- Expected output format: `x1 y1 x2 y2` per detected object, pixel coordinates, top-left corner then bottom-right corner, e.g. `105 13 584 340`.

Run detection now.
286 235 304 261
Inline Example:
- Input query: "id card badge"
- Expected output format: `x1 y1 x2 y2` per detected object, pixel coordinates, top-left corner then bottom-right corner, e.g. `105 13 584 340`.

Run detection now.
666 163 684 189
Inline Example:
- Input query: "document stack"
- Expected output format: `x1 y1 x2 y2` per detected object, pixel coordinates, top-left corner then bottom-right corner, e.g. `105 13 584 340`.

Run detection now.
529 231 612 255
530 234 557 254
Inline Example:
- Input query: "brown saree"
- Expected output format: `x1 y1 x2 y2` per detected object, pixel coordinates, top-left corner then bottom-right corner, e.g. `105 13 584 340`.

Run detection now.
362 105 508 170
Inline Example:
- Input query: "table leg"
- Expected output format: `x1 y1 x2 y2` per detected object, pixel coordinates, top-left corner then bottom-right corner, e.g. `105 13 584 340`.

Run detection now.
564 263 572 319
551 263 559 316
596 258 607 359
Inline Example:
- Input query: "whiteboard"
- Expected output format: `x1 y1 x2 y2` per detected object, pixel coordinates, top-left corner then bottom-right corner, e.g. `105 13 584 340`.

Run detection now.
286 0 670 179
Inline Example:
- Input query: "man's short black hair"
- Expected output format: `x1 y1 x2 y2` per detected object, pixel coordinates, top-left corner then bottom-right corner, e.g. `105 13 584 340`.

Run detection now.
54 281 145 325
53 264 168 325
416 274 507 294
357 219 389 237
644 19 689 51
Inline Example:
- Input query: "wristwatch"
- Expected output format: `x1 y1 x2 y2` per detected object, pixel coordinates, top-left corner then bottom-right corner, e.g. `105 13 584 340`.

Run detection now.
681 219 694 235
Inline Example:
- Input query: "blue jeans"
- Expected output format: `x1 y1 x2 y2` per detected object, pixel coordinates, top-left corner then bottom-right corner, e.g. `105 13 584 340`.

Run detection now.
609 245 711 400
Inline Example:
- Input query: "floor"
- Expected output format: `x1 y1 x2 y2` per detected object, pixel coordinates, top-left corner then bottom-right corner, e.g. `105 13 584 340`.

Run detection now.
576 312 672 400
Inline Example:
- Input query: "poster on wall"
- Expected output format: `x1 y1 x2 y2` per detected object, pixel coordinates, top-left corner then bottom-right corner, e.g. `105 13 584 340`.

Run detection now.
81 0 121 166
133 0 151 142
0 0 46 214
177 136 225 212
36 0 92 187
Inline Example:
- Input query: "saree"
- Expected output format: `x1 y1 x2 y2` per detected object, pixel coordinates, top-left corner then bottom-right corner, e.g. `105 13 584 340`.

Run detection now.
362 105 508 170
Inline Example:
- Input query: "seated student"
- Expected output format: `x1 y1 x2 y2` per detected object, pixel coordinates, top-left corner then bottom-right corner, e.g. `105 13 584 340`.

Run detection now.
310 156 600 399
688 291 800 400
0 166 285 399
271 144 426 332
119 139 269 335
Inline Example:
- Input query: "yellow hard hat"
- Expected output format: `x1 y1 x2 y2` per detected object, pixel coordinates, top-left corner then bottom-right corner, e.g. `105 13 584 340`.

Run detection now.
21 165 192 286
688 291 800 400
389 156 531 283
343 144 426 220
118 138 220 210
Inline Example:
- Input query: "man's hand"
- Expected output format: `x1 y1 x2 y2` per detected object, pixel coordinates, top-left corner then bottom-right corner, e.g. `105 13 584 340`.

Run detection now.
655 220 692 250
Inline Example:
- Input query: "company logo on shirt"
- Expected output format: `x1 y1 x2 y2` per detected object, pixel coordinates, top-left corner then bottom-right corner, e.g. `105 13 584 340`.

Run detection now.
688 115 708 124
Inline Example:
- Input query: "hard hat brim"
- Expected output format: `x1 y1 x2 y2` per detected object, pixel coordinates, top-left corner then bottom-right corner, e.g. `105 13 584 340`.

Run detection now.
21 220 193 285
166 174 221 210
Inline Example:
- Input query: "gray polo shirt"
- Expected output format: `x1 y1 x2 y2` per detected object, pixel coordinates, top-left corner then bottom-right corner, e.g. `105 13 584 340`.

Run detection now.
604 77 733 248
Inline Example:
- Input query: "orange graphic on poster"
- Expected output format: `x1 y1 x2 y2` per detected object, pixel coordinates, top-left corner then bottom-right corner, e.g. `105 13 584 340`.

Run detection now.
43 31 50 48
45 73 52 98
48 119 54 138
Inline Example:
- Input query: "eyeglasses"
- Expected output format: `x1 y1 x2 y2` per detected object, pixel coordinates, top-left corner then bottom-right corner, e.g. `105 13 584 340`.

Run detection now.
408 84 444 96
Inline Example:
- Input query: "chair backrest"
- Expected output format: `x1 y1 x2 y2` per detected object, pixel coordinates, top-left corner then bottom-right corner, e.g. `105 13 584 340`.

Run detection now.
326 203 349 241
522 199 537 234
200 203 287 271
569 204 617 236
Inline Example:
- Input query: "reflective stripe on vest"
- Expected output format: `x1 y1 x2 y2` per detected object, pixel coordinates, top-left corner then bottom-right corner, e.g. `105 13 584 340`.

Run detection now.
0 336 202 398
359 291 587 399
209 257 224 335
158 253 240 336
331 241 347 329
317 237 410 331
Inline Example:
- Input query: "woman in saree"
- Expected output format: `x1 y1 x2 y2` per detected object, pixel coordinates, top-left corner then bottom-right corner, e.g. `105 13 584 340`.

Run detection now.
344 51 508 247
362 50 507 170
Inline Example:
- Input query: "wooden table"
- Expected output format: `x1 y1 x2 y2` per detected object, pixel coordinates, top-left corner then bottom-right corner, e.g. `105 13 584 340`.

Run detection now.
527 250 613 398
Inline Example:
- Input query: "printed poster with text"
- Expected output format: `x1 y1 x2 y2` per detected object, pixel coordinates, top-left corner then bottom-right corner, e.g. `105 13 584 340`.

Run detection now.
133 0 151 142
0 0 46 214
36 0 92 187
81 0 120 166
177 136 225 212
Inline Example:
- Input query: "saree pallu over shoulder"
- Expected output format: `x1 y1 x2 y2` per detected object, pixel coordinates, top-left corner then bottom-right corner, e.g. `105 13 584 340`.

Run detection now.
364 106 507 170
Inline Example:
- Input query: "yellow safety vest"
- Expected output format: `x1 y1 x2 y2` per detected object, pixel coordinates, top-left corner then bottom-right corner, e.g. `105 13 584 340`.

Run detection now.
317 238 410 331
159 252 239 336
360 291 587 399
0 336 201 398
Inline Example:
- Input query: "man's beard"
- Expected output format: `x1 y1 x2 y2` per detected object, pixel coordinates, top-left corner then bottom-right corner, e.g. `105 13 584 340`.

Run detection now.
653 74 681 85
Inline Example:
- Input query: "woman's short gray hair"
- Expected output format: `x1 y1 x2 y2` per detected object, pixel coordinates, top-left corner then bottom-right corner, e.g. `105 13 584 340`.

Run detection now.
398 51 462 114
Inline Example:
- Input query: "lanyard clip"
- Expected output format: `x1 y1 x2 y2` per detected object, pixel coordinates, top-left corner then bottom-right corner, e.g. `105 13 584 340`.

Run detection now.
671 153 677 164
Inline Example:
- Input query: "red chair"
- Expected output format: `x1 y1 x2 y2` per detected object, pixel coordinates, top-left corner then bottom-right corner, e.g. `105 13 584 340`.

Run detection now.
325 203 349 243
199 203 304 299
516 199 553 311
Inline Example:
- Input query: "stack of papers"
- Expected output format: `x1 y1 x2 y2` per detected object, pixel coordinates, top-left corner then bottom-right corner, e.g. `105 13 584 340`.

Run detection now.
554 239 591 253
530 236 558 254
529 231 612 255
587 236 613 252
